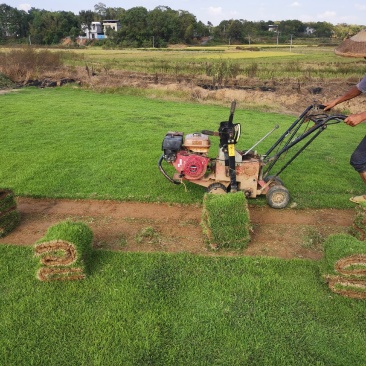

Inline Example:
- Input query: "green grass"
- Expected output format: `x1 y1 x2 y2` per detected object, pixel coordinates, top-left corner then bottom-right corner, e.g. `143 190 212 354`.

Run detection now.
202 192 251 249
322 234 366 276
1 87 366 365
0 87 363 208
0 245 365 365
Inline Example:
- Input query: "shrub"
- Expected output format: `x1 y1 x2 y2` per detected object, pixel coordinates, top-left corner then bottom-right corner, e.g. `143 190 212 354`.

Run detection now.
0 73 16 89
0 48 63 82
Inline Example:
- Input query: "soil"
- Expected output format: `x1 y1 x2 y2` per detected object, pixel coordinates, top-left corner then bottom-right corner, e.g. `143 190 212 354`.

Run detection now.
2 66 366 116
0 197 356 260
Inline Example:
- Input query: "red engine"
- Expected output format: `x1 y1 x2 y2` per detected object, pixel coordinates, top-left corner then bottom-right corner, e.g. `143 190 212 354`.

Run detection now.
173 152 210 180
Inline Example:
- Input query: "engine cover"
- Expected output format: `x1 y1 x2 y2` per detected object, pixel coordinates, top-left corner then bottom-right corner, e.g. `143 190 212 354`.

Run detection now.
173 152 210 180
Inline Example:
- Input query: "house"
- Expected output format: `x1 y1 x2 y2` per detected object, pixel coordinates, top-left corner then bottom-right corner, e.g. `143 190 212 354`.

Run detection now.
304 27 315 35
80 20 121 40
102 20 121 34
81 21 104 39
268 25 278 32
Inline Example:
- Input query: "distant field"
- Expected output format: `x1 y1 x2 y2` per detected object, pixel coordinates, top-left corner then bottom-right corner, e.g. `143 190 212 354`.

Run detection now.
0 44 363 82
52 44 364 80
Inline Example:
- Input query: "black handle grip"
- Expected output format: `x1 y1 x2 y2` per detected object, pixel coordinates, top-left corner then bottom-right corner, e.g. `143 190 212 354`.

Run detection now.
202 130 219 136
230 100 236 114
334 114 347 120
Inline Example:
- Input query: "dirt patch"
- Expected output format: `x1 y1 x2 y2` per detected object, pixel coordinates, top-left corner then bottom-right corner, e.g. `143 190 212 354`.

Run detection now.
0 197 356 260
3 65 365 115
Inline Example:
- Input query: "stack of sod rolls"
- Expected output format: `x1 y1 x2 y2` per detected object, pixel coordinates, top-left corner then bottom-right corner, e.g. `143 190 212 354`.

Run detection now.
34 221 93 281
0 189 20 238
202 192 251 250
322 233 366 299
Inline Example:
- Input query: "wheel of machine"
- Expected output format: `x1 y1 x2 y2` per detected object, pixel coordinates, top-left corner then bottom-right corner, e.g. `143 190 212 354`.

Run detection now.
207 182 227 194
264 175 284 187
266 185 290 209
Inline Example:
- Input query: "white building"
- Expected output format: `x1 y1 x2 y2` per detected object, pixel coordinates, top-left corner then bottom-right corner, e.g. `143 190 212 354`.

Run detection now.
81 20 121 40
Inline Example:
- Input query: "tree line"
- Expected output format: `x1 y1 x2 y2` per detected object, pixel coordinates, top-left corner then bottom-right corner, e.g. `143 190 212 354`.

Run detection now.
0 2 364 47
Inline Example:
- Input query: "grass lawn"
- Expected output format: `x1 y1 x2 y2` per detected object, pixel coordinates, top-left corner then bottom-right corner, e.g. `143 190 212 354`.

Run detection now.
0 87 364 208
1 87 366 365
1 245 365 365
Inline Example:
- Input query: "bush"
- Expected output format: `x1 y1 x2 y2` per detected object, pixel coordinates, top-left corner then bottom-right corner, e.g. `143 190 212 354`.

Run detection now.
0 48 63 82
0 73 16 89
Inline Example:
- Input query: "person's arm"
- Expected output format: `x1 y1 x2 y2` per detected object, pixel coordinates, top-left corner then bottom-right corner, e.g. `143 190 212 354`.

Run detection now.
323 86 362 111
344 111 366 127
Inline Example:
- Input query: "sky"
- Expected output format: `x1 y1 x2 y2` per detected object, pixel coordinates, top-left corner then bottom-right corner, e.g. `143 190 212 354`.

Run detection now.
3 0 366 26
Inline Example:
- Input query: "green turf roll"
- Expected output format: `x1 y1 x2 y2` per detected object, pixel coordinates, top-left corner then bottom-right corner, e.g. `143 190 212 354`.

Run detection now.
202 192 251 250
34 220 93 281
322 232 366 299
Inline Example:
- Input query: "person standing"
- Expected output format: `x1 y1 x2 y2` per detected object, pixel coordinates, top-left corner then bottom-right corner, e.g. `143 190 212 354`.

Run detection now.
324 29 366 203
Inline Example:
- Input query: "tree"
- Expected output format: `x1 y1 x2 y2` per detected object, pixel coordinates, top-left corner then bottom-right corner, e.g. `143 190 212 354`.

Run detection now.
28 8 79 44
278 19 305 36
79 10 95 36
94 2 106 20
0 4 29 40
147 6 176 45
306 21 334 38
333 23 364 39
118 7 149 47
177 10 196 42
227 20 244 43
105 7 125 20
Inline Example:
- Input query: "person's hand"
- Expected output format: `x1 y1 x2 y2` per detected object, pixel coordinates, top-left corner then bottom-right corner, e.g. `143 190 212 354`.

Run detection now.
344 114 365 127
323 100 337 111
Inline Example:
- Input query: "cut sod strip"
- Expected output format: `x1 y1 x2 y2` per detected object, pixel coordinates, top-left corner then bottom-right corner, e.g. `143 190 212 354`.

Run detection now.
202 192 250 250
0 189 20 238
34 221 93 281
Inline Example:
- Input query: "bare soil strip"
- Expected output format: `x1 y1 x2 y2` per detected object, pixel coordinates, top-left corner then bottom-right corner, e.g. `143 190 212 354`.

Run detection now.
0 197 355 260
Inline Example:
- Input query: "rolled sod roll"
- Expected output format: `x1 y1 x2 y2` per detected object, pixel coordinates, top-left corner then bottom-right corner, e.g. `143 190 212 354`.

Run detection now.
35 221 93 281
322 233 366 299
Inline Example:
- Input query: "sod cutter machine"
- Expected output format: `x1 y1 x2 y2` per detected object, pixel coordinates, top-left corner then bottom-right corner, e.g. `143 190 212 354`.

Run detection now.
158 101 346 208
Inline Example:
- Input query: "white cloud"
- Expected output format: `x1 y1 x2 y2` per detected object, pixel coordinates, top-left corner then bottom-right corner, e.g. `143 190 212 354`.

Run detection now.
208 6 223 16
18 3 31 12
355 3 366 11
290 2 301 7
317 11 337 21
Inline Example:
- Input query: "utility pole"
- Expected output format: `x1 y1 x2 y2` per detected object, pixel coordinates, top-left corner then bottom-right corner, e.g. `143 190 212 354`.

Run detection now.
152 36 155 48
290 34 293 52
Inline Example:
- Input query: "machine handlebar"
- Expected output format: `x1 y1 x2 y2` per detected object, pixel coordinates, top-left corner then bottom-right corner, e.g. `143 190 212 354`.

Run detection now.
230 100 236 115
309 104 347 124
201 130 219 136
